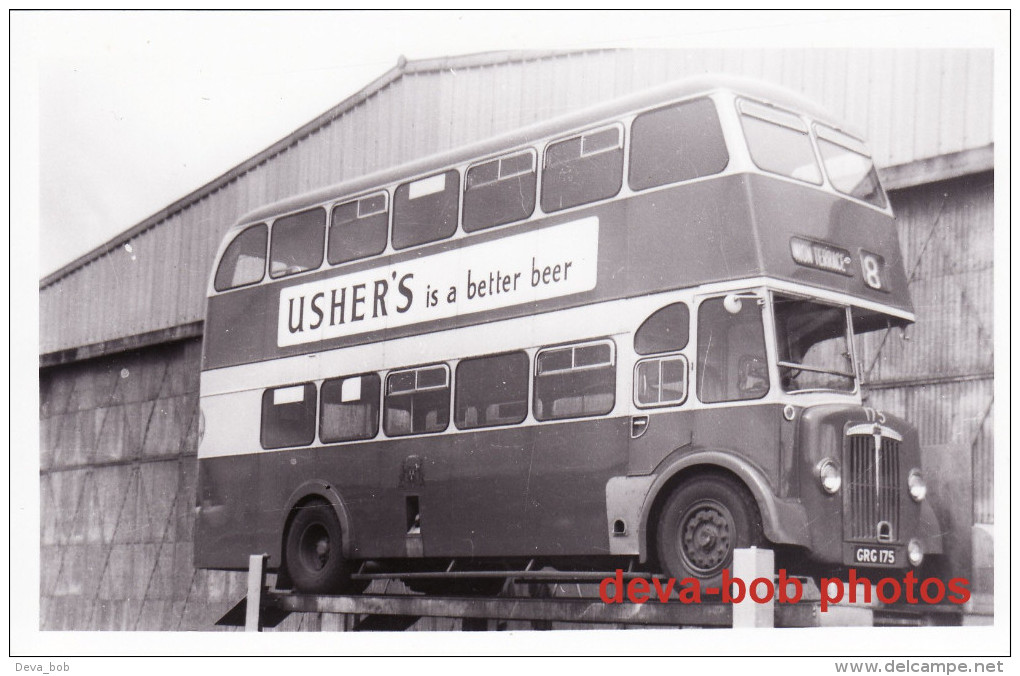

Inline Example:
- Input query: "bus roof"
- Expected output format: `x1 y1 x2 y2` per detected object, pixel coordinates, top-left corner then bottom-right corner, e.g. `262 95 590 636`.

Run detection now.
233 75 856 231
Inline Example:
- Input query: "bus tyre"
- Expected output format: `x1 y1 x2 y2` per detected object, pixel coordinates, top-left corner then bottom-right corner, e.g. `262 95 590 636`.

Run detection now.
656 475 764 588
284 502 360 594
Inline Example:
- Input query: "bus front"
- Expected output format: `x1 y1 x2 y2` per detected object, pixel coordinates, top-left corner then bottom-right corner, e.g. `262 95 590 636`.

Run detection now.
703 90 943 575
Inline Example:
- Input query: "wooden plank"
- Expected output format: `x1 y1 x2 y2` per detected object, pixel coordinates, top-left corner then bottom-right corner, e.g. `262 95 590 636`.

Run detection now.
266 592 733 627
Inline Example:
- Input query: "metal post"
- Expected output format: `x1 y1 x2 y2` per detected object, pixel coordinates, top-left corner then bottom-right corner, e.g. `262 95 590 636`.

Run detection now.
731 547 774 628
245 554 267 632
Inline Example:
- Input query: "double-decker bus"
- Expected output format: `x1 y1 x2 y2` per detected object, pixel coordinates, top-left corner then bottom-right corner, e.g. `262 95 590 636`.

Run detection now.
194 75 943 594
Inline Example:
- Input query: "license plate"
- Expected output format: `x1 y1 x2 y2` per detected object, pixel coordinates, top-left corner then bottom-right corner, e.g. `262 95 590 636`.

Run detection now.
846 544 899 567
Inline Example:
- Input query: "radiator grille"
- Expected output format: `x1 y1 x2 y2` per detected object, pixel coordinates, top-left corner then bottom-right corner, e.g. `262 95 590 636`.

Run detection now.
844 431 901 542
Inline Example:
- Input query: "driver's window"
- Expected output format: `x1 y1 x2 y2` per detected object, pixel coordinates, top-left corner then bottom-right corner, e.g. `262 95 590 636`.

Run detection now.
696 296 768 403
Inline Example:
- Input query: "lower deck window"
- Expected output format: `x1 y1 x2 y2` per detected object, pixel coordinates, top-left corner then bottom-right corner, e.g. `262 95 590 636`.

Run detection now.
320 373 380 442
384 365 450 436
635 355 688 407
261 383 317 449
455 352 529 429
534 341 615 421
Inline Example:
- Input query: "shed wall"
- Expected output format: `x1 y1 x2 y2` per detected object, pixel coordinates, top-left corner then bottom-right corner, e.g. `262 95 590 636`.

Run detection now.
860 173 994 524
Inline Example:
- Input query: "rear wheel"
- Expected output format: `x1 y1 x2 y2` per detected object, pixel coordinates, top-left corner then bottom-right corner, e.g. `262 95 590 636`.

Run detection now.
655 475 764 588
284 502 365 594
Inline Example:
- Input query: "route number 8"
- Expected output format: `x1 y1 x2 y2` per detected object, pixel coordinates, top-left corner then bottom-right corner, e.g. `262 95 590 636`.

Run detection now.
861 252 884 290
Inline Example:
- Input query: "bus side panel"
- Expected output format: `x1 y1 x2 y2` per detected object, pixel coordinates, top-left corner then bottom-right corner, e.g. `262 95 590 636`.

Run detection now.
259 441 411 561
202 175 911 375
627 405 783 492
422 417 630 558
623 176 759 297
521 417 630 556
203 286 273 372
419 425 535 557
194 455 265 570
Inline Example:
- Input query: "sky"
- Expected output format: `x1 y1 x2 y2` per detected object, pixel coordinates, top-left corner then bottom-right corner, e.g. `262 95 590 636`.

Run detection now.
12 10 1006 276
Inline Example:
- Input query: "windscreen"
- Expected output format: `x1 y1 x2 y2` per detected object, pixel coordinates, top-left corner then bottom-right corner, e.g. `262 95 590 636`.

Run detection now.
773 294 856 393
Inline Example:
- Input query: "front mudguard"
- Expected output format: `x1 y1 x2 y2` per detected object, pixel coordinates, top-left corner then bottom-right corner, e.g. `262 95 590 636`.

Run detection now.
636 450 813 562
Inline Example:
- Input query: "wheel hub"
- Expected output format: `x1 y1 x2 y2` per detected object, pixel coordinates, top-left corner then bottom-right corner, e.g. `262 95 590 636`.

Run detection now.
300 525 331 571
680 504 732 573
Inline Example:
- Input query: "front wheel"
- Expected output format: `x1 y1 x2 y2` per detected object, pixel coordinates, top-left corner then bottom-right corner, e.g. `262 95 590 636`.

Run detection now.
284 502 364 594
655 475 764 588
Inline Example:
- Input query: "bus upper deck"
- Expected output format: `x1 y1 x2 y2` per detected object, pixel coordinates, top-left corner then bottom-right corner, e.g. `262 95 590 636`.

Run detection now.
202 76 910 373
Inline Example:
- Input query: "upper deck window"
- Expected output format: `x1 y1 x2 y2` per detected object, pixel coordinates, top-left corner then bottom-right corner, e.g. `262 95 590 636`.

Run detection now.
393 170 460 250
463 149 537 232
384 364 450 436
534 340 616 421
214 223 267 292
738 99 822 185
814 124 887 209
541 125 624 213
270 207 326 279
329 192 389 265
629 98 729 191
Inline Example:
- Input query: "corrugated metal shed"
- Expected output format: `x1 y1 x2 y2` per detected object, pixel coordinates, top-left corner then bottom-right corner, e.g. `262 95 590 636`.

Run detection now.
857 172 994 525
39 48 993 357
